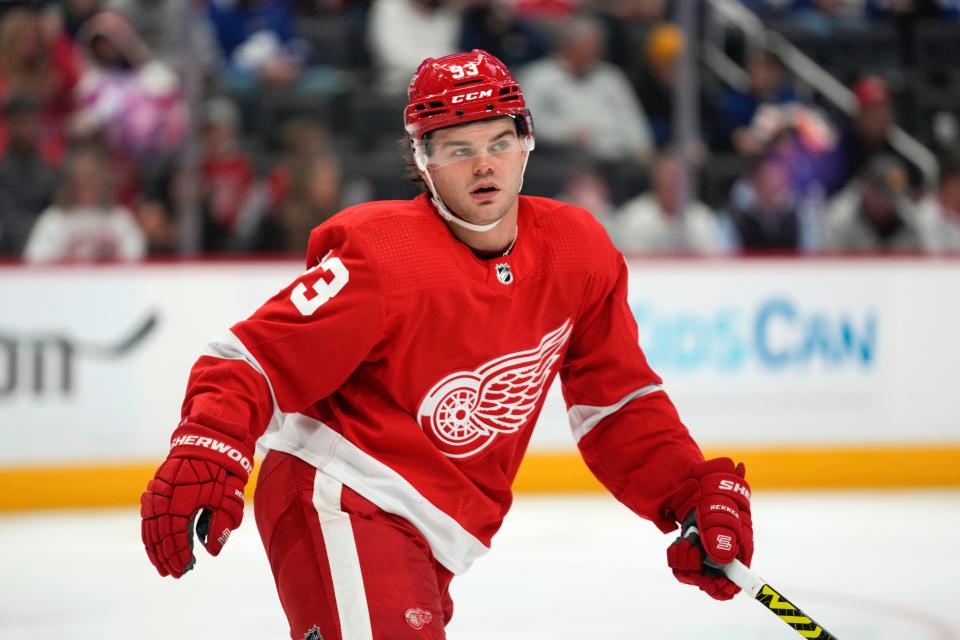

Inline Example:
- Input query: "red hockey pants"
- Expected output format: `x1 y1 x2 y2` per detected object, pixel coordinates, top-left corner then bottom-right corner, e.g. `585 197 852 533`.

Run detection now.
254 450 455 640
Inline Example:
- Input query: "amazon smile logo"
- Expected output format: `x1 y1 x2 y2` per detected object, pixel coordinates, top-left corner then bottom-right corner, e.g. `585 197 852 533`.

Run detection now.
0 312 158 397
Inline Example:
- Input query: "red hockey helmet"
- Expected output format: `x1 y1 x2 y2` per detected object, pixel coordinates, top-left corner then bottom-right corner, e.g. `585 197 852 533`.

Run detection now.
404 49 534 142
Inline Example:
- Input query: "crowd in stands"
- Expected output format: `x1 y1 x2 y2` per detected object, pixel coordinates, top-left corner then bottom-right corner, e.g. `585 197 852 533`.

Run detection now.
1 0 959 263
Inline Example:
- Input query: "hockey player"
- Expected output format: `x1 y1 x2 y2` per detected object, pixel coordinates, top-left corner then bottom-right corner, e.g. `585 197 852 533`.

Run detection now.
140 50 753 639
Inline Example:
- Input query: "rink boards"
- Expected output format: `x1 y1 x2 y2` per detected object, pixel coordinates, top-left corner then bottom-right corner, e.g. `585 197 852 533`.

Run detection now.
1 257 958 510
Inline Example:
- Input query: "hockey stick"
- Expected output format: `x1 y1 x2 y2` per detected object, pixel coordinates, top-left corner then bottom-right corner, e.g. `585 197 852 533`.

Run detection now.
721 559 840 639
683 526 840 639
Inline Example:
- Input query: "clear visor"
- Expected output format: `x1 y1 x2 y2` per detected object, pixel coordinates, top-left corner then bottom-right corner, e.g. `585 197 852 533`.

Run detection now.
413 132 535 171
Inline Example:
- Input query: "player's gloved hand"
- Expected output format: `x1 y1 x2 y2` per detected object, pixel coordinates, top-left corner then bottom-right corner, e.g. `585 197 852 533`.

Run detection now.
665 457 753 600
140 423 253 578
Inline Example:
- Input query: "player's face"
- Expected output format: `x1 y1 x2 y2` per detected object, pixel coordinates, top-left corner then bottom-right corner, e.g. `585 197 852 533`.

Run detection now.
424 119 526 227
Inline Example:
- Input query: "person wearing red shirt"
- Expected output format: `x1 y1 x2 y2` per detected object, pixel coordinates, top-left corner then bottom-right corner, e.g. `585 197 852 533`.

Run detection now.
198 96 255 250
140 50 753 639
0 7 80 165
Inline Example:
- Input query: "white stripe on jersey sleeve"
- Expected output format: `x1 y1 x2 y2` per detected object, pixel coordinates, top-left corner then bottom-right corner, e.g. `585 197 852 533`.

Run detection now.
202 329 283 443
568 383 665 444
312 472 374 640
202 329 277 399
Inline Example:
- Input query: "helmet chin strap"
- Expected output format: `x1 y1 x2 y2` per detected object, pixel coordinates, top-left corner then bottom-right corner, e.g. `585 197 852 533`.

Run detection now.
421 168 503 232
415 145 533 234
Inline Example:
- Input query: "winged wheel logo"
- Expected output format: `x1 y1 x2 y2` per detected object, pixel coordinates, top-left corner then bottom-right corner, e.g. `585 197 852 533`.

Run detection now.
416 320 572 458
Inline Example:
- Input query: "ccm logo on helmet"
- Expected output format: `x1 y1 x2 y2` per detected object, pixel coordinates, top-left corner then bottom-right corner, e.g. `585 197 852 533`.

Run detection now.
719 479 751 498
451 89 493 104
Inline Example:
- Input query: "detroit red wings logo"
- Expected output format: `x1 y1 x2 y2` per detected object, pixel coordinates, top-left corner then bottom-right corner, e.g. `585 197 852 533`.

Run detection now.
417 320 572 458
404 608 433 630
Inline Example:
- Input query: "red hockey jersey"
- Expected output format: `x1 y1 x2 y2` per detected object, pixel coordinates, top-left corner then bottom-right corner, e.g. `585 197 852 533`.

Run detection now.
180 193 704 574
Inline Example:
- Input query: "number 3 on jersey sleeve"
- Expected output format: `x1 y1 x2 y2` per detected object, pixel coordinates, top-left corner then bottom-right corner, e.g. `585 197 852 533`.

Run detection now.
290 254 350 316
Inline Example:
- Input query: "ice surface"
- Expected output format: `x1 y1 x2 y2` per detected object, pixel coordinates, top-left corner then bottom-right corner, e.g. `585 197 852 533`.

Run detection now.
1 491 957 639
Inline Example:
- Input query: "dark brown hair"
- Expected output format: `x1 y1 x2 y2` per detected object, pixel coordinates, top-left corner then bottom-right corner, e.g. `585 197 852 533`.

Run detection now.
399 135 427 189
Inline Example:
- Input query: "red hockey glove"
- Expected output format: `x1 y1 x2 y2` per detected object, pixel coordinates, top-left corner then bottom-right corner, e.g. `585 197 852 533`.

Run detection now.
665 457 753 601
140 423 253 578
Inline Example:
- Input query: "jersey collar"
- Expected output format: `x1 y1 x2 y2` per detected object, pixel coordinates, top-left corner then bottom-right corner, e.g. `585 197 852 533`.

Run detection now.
418 193 540 290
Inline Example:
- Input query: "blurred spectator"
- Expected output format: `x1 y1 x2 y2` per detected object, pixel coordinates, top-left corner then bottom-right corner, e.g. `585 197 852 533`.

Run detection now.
0 92 57 256
199 96 258 253
749 103 840 195
253 151 343 255
916 154 960 253
207 0 309 88
726 155 802 252
23 145 146 262
823 154 922 252
716 49 799 155
0 6 80 164
632 22 712 150
592 0 666 21
555 160 616 229
591 1 668 70
614 153 730 255
518 15 654 163
832 75 923 192
633 23 682 148
459 0 549 68
292 0 372 14
136 197 178 256
368 0 461 95
72 10 188 160
58 0 103 41
513 0 576 20
106 0 220 76
264 117 331 215
784 0 869 35
866 0 958 20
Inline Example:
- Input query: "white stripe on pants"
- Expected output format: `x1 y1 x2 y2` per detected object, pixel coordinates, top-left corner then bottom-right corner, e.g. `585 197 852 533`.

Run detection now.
312 471 374 640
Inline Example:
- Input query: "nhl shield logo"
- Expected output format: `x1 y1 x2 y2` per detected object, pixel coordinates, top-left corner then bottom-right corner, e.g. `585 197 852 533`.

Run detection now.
495 262 513 285
303 626 323 640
